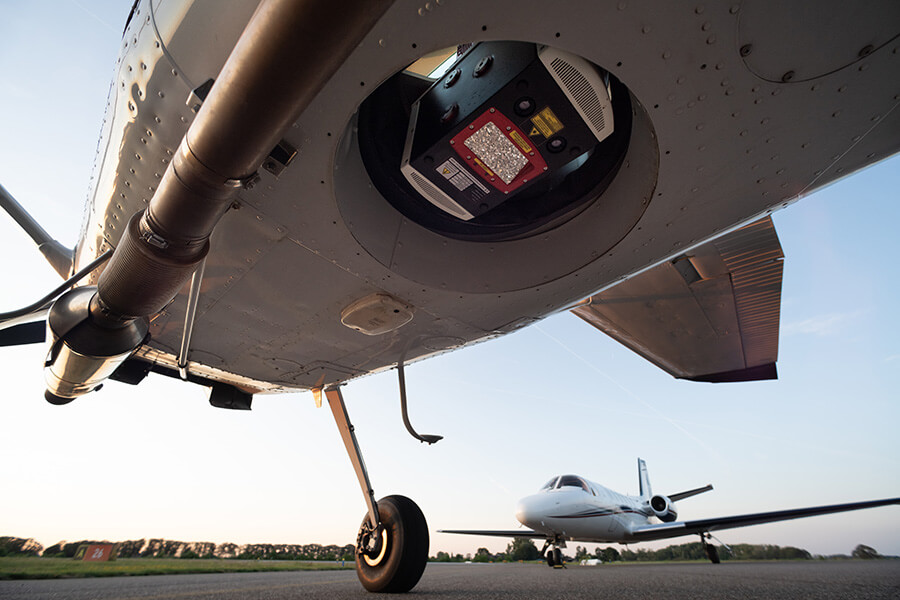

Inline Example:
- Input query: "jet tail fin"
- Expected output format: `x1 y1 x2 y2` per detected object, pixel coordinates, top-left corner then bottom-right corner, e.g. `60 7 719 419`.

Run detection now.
0 183 72 278
638 458 652 499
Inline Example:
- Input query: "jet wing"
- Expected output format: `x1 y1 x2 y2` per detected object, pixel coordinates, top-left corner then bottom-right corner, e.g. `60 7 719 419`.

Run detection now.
572 217 783 382
629 498 900 542
437 529 544 539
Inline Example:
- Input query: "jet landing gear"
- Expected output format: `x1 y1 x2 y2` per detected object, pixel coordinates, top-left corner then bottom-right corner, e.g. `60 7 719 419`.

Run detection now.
324 387 429 592
701 533 721 564
541 539 566 568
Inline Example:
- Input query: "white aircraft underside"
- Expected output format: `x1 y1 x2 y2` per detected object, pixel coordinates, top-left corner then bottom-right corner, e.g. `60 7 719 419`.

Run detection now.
66 0 900 393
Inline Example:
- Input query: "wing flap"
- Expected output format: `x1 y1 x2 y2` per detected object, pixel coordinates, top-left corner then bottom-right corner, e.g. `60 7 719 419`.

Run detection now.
572 217 783 382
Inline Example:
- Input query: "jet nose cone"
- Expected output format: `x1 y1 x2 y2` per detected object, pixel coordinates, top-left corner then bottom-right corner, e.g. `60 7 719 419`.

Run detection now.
515 494 540 527
515 500 528 525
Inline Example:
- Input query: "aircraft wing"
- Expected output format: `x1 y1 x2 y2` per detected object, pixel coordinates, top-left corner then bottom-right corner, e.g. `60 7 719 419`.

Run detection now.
572 217 783 383
437 529 544 539
629 498 900 542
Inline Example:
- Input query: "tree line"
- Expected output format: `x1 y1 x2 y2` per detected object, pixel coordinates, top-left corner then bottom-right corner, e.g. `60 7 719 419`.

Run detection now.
430 539 891 563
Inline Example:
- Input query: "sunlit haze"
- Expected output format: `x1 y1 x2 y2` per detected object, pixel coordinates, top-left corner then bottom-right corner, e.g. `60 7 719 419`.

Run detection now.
1 1 898 559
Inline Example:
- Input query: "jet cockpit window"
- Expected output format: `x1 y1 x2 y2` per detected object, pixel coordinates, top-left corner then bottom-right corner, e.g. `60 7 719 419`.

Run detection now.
540 477 559 491
556 475 591 493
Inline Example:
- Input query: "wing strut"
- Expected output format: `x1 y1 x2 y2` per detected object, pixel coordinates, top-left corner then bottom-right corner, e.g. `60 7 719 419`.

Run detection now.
0 183 73 278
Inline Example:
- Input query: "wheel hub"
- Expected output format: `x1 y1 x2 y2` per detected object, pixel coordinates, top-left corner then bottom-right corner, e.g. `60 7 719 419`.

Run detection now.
358 523 387 567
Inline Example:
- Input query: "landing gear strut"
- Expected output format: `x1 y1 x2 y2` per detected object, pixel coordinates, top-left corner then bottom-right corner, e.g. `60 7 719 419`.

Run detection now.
701 533 720 564
325 387 429 592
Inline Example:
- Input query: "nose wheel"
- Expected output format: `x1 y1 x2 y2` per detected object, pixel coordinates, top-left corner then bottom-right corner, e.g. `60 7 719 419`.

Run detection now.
545 546 565 568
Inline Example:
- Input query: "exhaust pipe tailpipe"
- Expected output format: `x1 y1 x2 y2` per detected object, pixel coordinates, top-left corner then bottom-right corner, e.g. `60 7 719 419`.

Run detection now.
43 287 148 404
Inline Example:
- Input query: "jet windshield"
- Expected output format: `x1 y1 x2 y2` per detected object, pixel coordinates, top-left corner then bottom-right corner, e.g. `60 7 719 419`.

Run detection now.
542 475 591 493
540 477 559 491
556 475 591 492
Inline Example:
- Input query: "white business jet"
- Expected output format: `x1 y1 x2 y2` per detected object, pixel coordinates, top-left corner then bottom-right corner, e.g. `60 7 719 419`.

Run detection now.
441 459 899 566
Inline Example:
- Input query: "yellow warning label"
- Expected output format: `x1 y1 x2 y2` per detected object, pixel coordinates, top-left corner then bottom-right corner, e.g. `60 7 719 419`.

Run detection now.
442 167 452 174
510 130 532 153
473 157 494 177
529 126 541 137
531 106 564 138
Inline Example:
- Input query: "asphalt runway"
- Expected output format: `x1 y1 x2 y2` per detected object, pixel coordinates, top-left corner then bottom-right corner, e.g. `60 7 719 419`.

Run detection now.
1 561 898 600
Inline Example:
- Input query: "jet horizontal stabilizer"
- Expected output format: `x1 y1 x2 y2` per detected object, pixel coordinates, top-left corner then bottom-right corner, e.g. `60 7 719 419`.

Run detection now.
668 484 713 503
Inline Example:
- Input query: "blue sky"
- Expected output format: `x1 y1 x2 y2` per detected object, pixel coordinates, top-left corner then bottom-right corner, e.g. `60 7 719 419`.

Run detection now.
1 1 898 558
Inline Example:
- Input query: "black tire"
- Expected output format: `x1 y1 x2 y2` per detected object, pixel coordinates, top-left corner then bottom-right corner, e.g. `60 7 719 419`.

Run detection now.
552 548 562 567
546 549 556 567
356 495 429 593
706 544 720 564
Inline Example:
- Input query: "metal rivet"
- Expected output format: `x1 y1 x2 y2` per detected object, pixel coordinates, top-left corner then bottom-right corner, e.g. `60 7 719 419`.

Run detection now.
740 44 752 57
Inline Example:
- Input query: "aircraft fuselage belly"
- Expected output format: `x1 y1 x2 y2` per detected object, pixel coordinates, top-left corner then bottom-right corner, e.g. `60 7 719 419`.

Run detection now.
75 0 900 391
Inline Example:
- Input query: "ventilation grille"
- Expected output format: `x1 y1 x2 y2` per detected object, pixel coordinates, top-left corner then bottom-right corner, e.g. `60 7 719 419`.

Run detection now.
549 57 607 135
407 170 469 219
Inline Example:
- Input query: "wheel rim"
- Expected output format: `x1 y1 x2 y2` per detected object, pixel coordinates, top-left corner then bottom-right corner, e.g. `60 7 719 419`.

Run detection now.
363 528 388 567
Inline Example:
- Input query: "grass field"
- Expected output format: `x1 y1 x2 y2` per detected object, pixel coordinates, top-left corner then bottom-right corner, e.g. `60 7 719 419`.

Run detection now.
0 557 354 580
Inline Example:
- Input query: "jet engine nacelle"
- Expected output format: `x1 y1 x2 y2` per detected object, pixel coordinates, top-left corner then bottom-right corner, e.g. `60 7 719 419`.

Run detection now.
649 494 678 522
43 287 148 404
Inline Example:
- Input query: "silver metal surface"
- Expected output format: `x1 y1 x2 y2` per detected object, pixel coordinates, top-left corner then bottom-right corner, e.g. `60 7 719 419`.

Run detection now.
44 344 136 399
70 0 900 392
325 386 380 530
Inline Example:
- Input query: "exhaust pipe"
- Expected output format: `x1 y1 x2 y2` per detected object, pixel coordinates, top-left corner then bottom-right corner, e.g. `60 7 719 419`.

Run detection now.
43 288 148 404
48 0 394 402
97 0 393 318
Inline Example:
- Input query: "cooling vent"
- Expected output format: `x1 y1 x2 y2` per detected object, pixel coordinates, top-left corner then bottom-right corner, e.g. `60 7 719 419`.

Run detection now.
403 168 473 220
539 47 614 143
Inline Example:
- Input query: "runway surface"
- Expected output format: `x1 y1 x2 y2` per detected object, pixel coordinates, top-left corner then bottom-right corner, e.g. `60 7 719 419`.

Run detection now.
1 561 898 599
